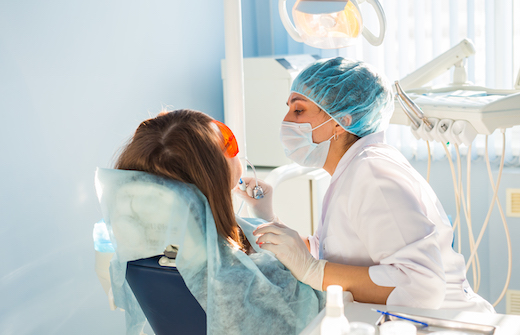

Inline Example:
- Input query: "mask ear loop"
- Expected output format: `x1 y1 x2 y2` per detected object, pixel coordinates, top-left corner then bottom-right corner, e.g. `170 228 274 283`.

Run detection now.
310 116 335 131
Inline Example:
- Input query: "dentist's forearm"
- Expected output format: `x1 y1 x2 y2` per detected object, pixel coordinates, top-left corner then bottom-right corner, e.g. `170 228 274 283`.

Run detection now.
322 262 395 304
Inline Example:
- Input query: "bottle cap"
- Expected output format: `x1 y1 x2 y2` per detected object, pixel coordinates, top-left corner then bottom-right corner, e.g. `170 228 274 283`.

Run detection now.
326 285 344 307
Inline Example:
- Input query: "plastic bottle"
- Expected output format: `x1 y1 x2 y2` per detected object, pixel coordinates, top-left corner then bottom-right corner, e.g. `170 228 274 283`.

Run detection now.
320 285 350 335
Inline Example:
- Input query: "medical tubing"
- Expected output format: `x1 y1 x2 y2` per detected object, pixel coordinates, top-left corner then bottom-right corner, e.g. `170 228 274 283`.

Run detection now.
480 131 511 306
455 145 462 255
246 159 259 187
466 144 472 233
455 146 473 278
486 132 511 306
442 143 461 253
465 134 505 274
491 201 512 306
489 175 512 306
464 144 482 292
426 141 431 183
237 200 245 216
455 145 481 291
455 147 465 262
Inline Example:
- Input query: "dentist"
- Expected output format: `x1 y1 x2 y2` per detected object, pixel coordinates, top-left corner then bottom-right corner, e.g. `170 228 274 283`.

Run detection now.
243 57 493 312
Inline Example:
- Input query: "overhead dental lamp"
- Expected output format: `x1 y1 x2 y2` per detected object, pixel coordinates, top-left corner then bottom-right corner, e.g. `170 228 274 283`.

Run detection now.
279 0 386 48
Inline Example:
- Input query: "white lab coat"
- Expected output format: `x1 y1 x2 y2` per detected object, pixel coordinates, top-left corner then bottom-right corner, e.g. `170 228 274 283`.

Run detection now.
308 131 494 312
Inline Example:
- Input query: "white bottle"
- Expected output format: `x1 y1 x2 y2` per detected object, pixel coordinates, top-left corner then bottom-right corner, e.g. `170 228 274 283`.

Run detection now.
320 285 350 335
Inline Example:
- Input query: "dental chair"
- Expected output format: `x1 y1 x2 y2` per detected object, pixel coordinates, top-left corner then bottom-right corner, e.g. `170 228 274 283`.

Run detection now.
126 255 207 335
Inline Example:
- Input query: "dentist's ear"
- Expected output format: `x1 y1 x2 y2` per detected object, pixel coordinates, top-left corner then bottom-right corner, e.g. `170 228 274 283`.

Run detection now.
338 115 352 127
332 117 349 138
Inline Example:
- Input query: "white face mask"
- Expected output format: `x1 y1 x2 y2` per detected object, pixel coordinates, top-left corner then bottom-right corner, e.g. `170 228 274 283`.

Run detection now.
279 118 334 168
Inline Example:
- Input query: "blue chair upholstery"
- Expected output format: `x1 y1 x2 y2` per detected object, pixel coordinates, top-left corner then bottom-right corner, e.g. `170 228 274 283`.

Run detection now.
126 256 207 335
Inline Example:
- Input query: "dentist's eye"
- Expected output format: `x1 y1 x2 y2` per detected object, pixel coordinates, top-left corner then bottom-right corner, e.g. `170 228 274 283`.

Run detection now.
294 109 303 115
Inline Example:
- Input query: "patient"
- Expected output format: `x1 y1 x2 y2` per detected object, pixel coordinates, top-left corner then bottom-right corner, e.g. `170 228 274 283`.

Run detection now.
96 109 323 335
114 109 251 253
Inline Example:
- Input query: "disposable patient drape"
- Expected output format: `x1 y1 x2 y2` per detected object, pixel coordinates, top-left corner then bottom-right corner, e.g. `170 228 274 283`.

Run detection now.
95 168 324 335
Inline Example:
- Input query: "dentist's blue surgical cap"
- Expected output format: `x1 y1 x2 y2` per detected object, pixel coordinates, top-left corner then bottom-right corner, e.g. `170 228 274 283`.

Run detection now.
291 57 394 137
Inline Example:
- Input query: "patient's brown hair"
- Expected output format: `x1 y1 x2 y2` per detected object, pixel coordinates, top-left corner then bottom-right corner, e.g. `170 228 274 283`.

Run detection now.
115 109 248 251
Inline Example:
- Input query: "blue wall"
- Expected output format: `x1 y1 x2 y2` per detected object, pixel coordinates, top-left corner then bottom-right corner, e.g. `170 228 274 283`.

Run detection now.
0 1 225 334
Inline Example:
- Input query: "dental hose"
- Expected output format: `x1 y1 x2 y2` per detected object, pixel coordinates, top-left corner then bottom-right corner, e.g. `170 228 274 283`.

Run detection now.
466 131 511 306
443 142 462 253
236 159 264 216
444 142 482 291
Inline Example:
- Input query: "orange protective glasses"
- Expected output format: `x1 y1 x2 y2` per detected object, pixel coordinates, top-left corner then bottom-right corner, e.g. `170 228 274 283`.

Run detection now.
212 120 239 158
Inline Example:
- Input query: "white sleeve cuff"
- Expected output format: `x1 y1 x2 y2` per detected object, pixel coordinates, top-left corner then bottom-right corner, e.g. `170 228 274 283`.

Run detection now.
369 264 445 308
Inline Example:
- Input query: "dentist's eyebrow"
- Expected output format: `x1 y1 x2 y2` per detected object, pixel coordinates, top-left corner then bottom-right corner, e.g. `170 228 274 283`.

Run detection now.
286 96 308 106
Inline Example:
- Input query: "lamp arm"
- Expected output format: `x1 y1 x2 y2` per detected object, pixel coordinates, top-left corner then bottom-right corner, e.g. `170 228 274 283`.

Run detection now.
360 0 386 46
399 38 476 91
278 0 303 43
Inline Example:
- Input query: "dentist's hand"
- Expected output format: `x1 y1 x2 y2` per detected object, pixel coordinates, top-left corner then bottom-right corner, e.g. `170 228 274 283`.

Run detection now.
253 222 327 291
233 177 277 222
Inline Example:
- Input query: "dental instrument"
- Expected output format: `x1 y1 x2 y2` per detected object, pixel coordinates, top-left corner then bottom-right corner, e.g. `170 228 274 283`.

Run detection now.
375 311 497 334
246 159 264 199
395 81 433 131
395 94 421 129
238 178 247 191
372 309 428 328
392 39 520 137
236 160 264 216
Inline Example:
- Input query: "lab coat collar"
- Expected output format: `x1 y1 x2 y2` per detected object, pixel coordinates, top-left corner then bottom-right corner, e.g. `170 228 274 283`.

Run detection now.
331 131 386 183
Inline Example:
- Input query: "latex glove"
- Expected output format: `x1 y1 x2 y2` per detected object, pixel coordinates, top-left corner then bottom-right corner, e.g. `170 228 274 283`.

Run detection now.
253 222 327 291
233 177 277 222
